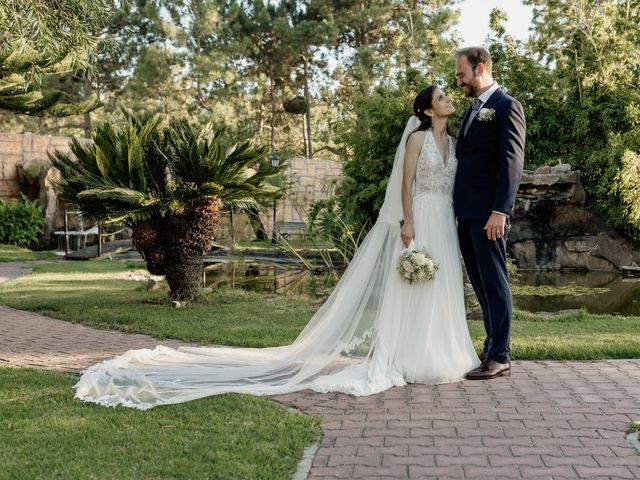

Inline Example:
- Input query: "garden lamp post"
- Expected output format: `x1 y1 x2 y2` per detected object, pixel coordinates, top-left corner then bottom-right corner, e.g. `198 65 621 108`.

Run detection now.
271 153 280 244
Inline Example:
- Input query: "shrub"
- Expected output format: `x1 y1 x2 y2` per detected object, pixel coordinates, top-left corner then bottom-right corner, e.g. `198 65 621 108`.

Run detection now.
0 195 44 247
583 128 640 246
616 149 640 244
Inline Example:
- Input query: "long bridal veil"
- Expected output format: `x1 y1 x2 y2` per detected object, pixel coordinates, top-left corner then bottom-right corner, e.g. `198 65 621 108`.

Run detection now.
75 117 421 409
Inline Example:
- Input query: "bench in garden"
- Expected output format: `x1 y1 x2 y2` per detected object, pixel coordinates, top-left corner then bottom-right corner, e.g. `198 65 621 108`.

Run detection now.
277 221 307 240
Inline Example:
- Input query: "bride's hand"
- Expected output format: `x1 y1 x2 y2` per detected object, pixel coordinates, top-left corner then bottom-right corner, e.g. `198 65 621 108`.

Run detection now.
400 222 415 248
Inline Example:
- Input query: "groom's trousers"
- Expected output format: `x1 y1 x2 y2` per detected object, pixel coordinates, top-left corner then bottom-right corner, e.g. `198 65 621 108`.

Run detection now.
457 219 512 364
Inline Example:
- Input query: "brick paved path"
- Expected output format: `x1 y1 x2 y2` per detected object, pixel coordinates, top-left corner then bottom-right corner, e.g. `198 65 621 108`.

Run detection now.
0 262 31 284
0 262 187 373
2 262 639 478
0 304 187 372
274 361 640 479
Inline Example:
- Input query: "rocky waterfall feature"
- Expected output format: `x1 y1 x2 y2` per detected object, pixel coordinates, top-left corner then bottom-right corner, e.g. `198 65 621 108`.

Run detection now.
509 164 640 273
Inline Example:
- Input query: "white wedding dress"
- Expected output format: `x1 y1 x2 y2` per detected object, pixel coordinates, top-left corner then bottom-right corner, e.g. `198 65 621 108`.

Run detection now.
75 118 480 410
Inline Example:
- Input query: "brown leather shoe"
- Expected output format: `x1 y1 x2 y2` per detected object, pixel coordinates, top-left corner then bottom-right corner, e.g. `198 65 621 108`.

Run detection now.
466 359 511 380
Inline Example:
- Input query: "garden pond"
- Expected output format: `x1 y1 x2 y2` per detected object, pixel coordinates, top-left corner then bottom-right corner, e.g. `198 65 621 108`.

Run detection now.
204 257 640 316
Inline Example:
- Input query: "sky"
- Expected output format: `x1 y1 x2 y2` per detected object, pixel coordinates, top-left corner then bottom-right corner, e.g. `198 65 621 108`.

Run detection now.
456 0 535 46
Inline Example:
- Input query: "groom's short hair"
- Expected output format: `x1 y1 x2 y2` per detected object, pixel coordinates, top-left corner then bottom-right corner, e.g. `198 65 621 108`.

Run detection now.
455 47 493 74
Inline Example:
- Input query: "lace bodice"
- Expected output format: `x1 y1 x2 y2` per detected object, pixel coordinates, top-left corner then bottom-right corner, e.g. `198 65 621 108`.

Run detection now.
414 130 456 199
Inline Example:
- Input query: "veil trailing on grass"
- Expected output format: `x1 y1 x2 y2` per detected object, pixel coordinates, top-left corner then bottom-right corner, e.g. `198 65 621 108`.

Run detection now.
75 117 421 409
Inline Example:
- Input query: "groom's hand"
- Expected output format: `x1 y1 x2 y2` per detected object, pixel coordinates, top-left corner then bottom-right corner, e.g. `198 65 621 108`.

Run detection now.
484 213 507 241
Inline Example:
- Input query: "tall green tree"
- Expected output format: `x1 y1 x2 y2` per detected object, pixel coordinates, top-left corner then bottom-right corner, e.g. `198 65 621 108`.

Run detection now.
330 0 458 103
0 0 111 116
524 0 639 160
523 0 640 242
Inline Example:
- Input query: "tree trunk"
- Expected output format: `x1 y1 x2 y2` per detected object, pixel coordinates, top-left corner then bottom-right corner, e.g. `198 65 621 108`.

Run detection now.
133 198 222 301
302 54 312 157
164 249 204 300
302 116 309 157
247 206 267 241
83 76 92 138
270 73 276 152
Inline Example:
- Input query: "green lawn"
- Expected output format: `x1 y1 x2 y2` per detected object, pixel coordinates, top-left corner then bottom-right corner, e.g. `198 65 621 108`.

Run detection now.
467 309 640 360
0 244 57 262
0 366 321 480
1 260 639 360
0 261 317 347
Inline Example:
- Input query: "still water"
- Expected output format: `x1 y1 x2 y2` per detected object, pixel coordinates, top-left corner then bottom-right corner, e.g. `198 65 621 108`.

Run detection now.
204 259 640 315
514 271 640 316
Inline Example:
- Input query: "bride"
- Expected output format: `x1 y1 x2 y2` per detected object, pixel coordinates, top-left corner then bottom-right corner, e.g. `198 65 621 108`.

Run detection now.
75 85 480 410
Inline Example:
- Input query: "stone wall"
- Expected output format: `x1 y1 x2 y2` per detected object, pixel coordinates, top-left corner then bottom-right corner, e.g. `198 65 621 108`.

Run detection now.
509 164 640 272
0 133 71 201
258 156 342 235
281 156 342 222
0 133 73 244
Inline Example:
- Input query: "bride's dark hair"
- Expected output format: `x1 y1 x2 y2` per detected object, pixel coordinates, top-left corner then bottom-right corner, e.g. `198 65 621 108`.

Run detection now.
411 85 455 137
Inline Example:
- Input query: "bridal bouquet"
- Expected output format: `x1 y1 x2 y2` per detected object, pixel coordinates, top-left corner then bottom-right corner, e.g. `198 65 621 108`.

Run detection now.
398 242 438 284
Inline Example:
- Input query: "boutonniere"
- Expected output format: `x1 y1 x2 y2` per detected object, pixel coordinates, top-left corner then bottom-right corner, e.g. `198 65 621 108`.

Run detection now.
477 108 495 122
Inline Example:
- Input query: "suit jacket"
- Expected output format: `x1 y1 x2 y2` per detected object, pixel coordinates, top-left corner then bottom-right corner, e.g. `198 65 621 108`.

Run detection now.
453 88 526 220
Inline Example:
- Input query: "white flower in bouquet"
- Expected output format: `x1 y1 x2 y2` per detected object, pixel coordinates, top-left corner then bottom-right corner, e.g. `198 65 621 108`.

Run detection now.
412 253 427 265
401 260 414 273
398 246 438 284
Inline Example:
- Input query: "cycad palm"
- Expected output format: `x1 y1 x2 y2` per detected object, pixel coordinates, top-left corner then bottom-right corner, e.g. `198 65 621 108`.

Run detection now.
51 113 284 300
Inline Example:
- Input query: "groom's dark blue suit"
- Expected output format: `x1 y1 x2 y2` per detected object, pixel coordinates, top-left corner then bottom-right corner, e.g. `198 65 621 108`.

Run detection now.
454 88 526 364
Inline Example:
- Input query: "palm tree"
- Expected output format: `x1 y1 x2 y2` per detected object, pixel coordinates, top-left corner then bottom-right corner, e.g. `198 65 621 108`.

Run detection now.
50 113 285 300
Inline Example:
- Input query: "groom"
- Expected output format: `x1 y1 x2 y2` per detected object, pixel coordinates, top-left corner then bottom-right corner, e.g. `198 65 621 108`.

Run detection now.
453 47 526 380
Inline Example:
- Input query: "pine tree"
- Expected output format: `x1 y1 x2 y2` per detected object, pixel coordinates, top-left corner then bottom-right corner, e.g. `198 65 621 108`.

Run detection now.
0 0 111 116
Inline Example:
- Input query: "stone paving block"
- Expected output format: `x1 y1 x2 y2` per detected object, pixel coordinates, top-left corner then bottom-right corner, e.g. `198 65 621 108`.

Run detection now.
364 427 408 438
382 454 434 466
352 465 406 478
333 436 384 448
409 411 454 421
541 454 598 467
489 454 544 467
611 445 640 456
509 445 562 457
593 455 640 467
327 454 379 467
463 465 521 478
408 465 465 478
386 436 434 447
312 455 328 468
457 427 506 439
519 465 577 478
483 436 535 447
409 445 460 456
574 465 634 478
460 445 510 456
307 466 354 478
357 445 408 457
435 454 489 467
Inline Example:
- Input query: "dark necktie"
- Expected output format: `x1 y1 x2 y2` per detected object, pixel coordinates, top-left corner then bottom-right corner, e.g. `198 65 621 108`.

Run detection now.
463 97 483 136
